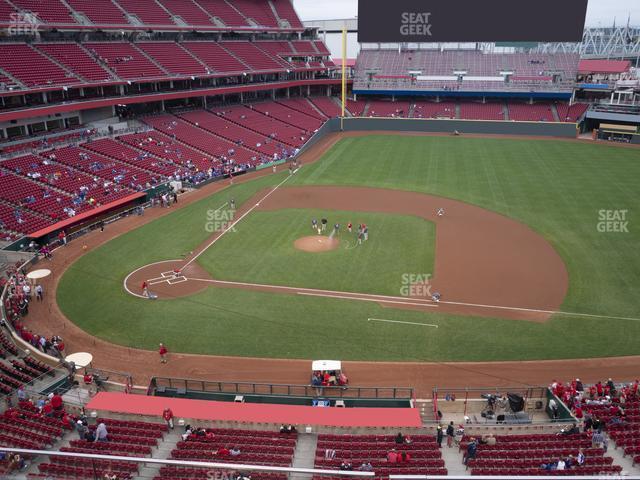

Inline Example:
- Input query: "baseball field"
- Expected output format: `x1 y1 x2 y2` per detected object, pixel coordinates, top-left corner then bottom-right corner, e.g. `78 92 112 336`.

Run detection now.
57 134 640 363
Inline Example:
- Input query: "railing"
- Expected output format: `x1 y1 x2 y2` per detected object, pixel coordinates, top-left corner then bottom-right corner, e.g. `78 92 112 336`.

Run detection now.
149 377 414 399
1 448 373 479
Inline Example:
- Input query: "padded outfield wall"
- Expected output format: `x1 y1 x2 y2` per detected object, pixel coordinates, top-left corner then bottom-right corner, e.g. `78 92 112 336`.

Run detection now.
297 118 578 155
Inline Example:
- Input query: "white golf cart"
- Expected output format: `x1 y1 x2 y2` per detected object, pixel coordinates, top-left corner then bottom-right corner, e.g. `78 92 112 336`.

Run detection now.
311 360 348 387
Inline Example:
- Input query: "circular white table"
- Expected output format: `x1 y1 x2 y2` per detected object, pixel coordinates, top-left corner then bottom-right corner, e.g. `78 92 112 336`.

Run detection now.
64 352 93 368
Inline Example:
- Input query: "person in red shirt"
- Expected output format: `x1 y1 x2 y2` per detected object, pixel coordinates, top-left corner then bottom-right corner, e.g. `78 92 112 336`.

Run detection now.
42 401 53 417
216 446 230 456
162 407 174 429
159 343 168 363
51 393 63 411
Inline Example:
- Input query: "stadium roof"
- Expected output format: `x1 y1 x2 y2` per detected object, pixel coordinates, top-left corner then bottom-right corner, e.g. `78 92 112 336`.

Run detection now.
578 59 631 74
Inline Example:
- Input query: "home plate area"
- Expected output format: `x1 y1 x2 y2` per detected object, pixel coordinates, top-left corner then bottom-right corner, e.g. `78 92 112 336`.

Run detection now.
147 270 188 286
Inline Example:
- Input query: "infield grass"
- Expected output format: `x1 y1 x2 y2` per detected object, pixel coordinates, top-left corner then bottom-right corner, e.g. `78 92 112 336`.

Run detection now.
58 135 640 361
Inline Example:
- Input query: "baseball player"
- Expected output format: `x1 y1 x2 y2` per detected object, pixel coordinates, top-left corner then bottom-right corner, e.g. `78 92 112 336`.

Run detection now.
321 218 328 231
363 225 369 241
333 223 340 234
311 218 318 231
357 228 363 245
347 222 352 233
230 198 236 210
432 291 441 303
437 207 445 217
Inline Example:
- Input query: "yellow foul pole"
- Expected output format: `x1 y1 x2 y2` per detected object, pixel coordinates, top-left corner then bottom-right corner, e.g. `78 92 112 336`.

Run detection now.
340 26 347 130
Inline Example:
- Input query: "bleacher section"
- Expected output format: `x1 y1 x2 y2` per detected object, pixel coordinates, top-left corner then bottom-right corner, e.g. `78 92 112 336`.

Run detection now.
462 433 620 476
315 433 447 477
355 50 580 94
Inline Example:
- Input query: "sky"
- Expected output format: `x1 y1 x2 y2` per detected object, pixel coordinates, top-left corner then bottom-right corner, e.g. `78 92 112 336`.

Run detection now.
292 0 640 26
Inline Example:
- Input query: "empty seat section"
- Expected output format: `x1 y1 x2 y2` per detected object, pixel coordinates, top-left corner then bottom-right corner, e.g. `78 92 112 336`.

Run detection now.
0 44 79 87
182 42 247 74
84 42 166 80
117 0 174 25
231 0 278 27
292 41 317 55
36 43 112 82
137 42 207 76
221 42 285 71
193 0 248 27
309 97 341 118
82 138 176 176
459 102 506 120
413 101 456 119
366 100 411 118
271 0 303 28
65 0 127 24
11 0 75 24
251 102 323 131
157 0 214 26
556 103 589 122
277 98 326 120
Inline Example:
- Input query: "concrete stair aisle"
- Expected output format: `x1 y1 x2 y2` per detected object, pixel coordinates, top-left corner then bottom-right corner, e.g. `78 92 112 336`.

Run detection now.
440 443 470 476
609 433 640 476
551 103 561 122
289 432 318 480
455 103 461 119
136 428 183 479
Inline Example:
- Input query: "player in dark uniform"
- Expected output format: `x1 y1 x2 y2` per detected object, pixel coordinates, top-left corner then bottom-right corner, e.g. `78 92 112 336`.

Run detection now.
321 218 328 231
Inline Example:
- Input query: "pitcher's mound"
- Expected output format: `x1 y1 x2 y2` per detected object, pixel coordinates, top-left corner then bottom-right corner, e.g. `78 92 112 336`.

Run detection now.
294 236 340 253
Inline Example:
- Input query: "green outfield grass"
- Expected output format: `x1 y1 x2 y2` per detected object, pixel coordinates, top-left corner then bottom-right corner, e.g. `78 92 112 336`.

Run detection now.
198 209 435 295
58 135 640 361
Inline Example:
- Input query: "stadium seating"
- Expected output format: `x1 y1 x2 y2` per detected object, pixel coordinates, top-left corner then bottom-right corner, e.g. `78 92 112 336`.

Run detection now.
251 101 324 131
117 0 174 26
177 109 277 160
315 433 447 477
345 99 368 117
355 50 580 93
34 43 113 82
413 101 456 119
461 433 619 476
182 42 248 74
65 0 127 25
211 104 307 147
508 102 555 122
136 42 208 76
82 138 177 177
556 103 589 122
272 0 303 28
191 0 249 27
229 0 278 28
10 0 76 24
277 98 327 120
366 99 411 118
459 102 506 120
309 97 341 118
83 42 167 80
0 44 79 88
220 41 287 71
153 0 206 26
167 427 296 469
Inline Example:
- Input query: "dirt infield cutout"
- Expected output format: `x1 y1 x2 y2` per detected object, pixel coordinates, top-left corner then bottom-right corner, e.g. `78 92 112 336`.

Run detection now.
293 235 340 252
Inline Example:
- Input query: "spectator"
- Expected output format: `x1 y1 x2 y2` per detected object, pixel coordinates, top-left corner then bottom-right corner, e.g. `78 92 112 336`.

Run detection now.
95 422 108 442
339 461 353 471
480 434 496 446
230 446 241 456
436 425 443 448
463 438 478 465
591 429 604 449
556 458 566 470
358 462 373 471
400 451 411 462
162 407 174 429
17 386 27 402
387 449 398 463
50 393 63 412
181 427 193 441
577 449 585 466
216 446 230 456
446 421 455 447
280 424 296 434
549 398 559 419
395 432 410 444
76 420 87 439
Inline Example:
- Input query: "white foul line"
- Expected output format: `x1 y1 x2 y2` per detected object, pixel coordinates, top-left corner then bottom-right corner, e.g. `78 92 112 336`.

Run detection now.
438 299 640 322
296 291 438 307
368 318 439 328
183 175 292 269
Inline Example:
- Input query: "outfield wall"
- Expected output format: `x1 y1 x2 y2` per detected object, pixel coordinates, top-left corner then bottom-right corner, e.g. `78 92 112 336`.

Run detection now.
338 117 578 137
